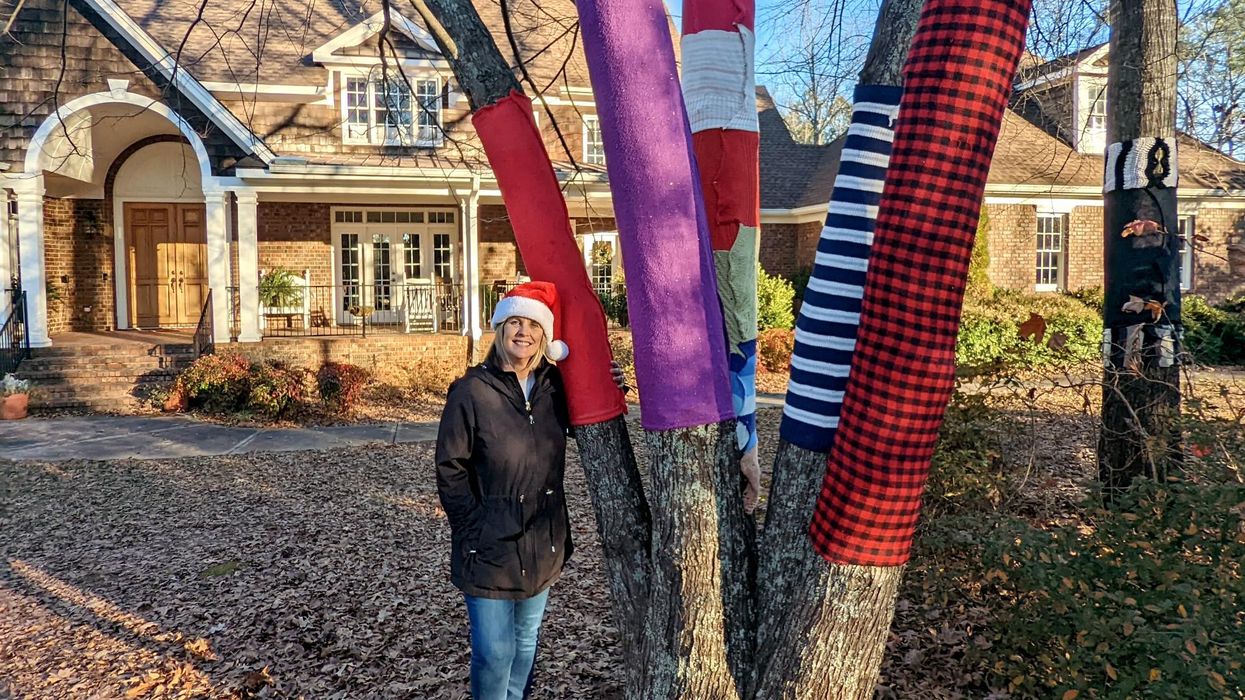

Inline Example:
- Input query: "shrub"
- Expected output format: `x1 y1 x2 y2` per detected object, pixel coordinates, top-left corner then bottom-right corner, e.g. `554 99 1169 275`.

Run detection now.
1182 294 1245 366
246 362 308 419
1064 286 1104 313
598 285 629 327
756 328 795 373
967 206 992 296
956 288 1102 373
175 352 253 413
758 266 795 331
317 362 371 411
964 482 1245 699
790 266 813 302
923 391 1010 517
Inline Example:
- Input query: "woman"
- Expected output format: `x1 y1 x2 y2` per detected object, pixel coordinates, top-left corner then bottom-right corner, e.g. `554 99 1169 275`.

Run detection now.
435 280 619 700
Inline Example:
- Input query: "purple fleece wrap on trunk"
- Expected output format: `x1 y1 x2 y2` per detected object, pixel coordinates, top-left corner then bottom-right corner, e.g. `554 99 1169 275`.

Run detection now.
576 0 734 431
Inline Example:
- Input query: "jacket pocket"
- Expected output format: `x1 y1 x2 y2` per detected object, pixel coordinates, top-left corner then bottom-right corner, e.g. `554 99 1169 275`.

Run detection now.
465 496 527 592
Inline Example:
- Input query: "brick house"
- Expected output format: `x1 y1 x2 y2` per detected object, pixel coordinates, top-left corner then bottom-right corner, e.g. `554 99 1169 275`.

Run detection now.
767 45 1245 303
0 0 820 355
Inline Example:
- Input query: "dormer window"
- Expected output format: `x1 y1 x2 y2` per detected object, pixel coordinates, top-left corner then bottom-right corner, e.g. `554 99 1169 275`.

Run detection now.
343 74 441 146
1087 86 1107 131
583 115 606 165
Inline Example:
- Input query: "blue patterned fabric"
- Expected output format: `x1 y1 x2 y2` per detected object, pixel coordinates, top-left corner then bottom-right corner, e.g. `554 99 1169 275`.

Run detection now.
780 84 903 452
730 338 758 454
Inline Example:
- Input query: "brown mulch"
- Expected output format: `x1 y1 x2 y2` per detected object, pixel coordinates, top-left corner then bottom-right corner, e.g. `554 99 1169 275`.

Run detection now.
4 375 1242 699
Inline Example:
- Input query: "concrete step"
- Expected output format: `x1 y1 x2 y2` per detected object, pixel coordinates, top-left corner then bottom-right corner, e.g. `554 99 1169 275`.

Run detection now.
17 359 189 373
32 345 195 359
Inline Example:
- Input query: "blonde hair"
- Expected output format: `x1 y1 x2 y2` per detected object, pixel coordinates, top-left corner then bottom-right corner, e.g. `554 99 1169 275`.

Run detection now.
488 317 550 372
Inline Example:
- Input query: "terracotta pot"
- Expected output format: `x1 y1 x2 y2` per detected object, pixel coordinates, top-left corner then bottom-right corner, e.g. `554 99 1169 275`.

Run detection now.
1 393 28 420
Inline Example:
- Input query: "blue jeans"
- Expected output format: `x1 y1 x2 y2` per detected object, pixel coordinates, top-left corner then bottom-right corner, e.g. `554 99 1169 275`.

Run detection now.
464 588 550 700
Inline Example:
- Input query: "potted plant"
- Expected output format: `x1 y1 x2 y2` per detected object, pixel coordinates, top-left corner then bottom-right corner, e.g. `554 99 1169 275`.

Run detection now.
259 268 305 308
1 374 31 420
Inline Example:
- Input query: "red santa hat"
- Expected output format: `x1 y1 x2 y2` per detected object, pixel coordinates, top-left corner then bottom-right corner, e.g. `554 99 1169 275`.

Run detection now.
491 280 569 361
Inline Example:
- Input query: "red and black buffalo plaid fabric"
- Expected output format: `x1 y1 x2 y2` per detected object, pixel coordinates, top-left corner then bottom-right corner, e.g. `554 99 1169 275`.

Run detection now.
808 0 1033 566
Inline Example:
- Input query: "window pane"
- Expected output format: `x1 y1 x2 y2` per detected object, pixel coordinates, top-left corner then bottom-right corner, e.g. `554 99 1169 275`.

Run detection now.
1179 215 1195 290
403 232 422 279
341 233 361 311
584 117 605 165
434 233 452 281
416 79 440 142
1035 214 1066 289
373 234 392 311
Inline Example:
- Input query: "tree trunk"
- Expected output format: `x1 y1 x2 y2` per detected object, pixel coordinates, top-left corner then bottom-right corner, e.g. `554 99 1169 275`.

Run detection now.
642 422 750 698
1099 0 1182 497
573 418 651 697
753 0 921 695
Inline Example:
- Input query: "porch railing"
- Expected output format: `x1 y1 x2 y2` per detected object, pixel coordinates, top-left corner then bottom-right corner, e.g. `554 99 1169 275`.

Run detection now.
479 281 630 330
192 291 214 358
228 283 467 339
1 289 31 376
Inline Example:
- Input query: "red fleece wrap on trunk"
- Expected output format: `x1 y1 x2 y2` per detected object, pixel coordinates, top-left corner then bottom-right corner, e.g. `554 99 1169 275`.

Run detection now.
473 91 626 426
808 0 1032 566
692 130 759 251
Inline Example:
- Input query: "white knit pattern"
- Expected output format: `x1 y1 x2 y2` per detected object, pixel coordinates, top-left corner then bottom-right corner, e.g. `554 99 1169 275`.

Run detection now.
680 26 759 133
1103 137 1178 192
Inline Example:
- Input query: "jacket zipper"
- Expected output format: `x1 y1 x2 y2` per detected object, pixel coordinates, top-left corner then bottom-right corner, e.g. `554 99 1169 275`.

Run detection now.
518 493 526 578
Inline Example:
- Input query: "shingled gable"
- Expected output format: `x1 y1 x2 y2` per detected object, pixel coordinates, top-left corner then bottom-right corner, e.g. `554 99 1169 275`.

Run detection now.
77 0 275 163
310 11 444 65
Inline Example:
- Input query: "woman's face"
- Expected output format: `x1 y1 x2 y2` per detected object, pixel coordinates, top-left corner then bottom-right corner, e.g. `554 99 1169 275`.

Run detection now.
502 316 544 367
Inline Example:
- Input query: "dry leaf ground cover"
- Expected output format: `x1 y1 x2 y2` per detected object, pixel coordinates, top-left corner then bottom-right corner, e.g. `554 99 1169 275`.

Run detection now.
4 374 1243 699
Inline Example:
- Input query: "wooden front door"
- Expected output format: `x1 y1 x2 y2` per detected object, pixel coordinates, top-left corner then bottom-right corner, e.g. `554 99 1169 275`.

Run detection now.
126 203 209 327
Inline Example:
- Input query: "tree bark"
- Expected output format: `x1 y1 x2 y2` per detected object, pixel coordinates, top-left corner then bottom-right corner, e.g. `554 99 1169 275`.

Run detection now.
1099 0 1182 497
753 0 922 695
404 0 520 110
641 421 749 699
573 417 651 697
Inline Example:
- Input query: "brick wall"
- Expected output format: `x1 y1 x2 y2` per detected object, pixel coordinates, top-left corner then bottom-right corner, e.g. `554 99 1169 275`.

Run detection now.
986 203 1038 292
41 197 114 334
257 203 333 286
1192 207 1245 303
236 333 469 386
479 205 522 282
1066 206 1102 291
759 221 821 279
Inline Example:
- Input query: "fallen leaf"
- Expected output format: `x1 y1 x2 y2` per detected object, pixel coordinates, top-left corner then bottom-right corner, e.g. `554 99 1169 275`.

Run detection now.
1193 233 1209 243
1122 295 1147 314
1019 313 1047 343
1122 219 1164 237
1144 299 1166 321
1062 690 1080 700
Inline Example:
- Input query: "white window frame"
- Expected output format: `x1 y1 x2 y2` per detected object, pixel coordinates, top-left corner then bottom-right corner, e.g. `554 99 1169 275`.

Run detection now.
340 70 442 147
1087 85 1107 131
583 115 605 165
580 231 620 295
1035 213 1067 292
1178 214 1196 291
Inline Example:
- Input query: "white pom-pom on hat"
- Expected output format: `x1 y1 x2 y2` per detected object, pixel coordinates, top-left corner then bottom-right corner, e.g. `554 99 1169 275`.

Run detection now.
490 281 570 361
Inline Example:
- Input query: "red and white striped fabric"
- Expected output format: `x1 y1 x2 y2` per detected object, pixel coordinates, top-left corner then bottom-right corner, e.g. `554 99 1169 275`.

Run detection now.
682 0 761 465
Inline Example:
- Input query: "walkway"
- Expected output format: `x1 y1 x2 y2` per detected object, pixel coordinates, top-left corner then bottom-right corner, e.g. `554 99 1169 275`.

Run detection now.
0 415 439 462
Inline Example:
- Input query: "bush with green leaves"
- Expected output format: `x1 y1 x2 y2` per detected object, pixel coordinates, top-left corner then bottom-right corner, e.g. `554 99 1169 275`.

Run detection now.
597 285 629 327
756 328 795 373
247 362 308 419
1182 294 1245 366
923 391 1011 517
174 352 253 413
758 266 795 331
956 287 1102 373
956 482 1245 699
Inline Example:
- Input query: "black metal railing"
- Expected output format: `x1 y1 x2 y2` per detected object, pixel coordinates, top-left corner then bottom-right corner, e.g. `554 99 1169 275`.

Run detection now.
228 283 467 338
192 291 214 357
1 289 31 376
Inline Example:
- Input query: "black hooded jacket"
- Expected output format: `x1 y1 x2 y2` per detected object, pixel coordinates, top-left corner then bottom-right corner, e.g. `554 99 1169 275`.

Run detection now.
435 359 574 599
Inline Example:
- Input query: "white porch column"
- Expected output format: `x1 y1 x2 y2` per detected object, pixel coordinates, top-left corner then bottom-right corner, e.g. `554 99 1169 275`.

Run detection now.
234 191 261 342
460 180 482 340
0 190 12 321
15 178 51 348
204 189 232 344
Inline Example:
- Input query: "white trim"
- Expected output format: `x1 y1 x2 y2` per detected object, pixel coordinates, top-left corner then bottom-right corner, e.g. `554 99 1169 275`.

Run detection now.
760 204 827 224
24 91 214 182
15 180 51 347
83 0 274 162
312 11 440 64
200 81 329 104
339 73 444 148
1014 45 1109 92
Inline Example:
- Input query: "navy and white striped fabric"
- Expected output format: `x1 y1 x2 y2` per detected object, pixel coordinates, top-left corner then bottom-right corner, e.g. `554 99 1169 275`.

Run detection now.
780 84 903 452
